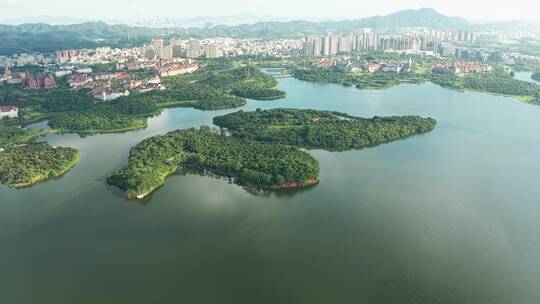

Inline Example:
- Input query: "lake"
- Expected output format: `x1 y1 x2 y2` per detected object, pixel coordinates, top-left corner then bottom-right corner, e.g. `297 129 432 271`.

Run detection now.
1 75 540 303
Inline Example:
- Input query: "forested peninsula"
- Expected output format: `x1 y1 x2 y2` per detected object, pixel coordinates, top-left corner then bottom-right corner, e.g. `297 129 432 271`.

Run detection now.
0 125 79 188
107 127 319 199
213 108 437 150
430 73 540 104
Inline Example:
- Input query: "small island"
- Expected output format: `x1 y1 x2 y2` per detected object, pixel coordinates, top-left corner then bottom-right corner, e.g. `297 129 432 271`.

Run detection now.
107 127 319 199
213 108 437 150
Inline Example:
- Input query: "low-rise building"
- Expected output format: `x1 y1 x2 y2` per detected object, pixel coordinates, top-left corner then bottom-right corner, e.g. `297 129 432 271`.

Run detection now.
74 67 93 74
364 63 382 73
380 64 401 73
67 75 94 89
432 62 492 75
314 58 336 68
92 87 130 101
0 106 18 119
151 63 199 77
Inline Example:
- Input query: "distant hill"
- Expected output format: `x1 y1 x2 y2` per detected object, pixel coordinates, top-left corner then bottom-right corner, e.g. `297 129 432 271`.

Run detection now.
358 8 470 29
0 22 159 55
0 8 537 55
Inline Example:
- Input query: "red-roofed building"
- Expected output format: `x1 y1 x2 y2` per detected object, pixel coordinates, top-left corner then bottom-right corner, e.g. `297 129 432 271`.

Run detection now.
22 73 57 89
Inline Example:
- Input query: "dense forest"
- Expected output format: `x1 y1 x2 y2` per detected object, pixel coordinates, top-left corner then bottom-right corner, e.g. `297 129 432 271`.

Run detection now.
199 65 287 100
463 74 540 97
0 142 79 188
0 125 38 147
107 126 319 198
47 98 160 133
192 97 247 110
0 85 95 113
213 108 437 150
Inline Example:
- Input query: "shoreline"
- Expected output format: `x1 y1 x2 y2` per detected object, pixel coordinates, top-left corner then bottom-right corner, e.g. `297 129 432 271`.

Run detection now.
123 167 320 200
298 76 539 105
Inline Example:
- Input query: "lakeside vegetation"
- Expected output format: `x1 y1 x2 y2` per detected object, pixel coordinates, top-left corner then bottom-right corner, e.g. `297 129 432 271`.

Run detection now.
192 97 247 110
213 108 437 150
198 65 287 99
107 126 319 198
0 125 39 147
290 57 540 104
430 73 540 103
0 142 79 188
293 67 425 90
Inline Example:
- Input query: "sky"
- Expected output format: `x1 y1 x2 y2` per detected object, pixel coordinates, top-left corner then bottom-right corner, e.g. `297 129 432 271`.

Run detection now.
0 0 539 23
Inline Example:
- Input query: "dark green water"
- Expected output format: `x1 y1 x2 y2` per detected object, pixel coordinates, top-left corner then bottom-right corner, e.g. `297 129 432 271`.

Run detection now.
2 76 540 303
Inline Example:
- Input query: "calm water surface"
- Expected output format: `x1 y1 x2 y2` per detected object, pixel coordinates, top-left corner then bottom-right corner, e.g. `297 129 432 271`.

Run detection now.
1 75 540 303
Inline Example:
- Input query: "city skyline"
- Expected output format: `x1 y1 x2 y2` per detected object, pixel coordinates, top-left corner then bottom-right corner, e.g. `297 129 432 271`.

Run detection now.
1 0 539 23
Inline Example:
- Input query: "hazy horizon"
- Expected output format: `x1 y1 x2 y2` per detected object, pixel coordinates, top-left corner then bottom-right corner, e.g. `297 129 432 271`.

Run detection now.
1 0 539 24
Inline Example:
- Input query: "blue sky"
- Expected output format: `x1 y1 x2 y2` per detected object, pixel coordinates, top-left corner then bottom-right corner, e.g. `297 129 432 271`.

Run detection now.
1 0 539 22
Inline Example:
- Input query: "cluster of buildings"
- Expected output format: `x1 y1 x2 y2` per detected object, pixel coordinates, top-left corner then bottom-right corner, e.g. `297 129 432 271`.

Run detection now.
302 30 482 58
142 39 221 60
21 72 57 89
141 38 303 59
328 58 413 74
63 58 198 100
432 62 493 75
0 48 201 101
0 65 57 89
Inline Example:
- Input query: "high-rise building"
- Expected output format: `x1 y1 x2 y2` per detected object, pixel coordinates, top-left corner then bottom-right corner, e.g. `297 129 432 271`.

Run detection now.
205 44 219 58
153 39 164 49
323 35 331 56
187 40 201 58
302 39 314 57
161 45 173 60
312 37 322 57
338 35 352 53
329 35 338 55
144 47 156 60
172 45 183 58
